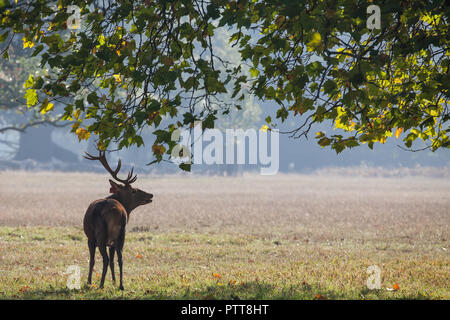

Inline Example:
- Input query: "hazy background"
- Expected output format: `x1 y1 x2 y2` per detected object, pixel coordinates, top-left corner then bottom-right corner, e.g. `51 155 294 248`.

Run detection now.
1 106 449 175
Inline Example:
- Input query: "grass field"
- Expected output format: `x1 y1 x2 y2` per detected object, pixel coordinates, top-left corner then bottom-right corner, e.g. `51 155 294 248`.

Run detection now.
0 171 448 300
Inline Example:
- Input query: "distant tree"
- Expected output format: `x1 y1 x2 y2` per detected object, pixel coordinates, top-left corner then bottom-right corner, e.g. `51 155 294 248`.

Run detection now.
0 36 75 161
0 0 448 169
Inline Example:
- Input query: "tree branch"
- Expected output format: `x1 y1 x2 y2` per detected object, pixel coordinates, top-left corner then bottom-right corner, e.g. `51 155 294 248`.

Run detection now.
0 119 69 134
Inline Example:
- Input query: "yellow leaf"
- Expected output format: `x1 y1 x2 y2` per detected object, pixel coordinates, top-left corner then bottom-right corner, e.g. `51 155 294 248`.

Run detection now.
334 107 355 131
98 34 106 46
24 74 34 89
40 101 54 114
73 109 81 120
152 144 166 155
75 127 90 141
307 32 322 52
395 127 403 139
22 37 34 49
113 74 121 82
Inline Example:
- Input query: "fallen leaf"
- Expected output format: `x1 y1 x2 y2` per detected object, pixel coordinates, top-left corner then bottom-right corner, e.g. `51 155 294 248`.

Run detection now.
136 254 143 259
19 286 30 293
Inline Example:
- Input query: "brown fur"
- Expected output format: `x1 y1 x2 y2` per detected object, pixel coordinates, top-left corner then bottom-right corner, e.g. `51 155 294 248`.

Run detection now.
84 179 153 290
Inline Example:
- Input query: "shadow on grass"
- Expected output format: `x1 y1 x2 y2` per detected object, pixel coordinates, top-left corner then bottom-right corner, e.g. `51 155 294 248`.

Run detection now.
10 281 436 300
172 281 349 300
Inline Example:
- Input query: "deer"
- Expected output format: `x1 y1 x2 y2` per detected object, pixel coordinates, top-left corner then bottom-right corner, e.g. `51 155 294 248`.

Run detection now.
83 151 153 290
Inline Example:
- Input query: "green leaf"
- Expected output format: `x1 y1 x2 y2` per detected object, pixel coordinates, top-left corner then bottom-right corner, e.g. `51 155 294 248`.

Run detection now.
202 113 217 129
250 68 259 78
323 80 337 94
179 163 191 172
31 44 44 57
318 137 331 147
0 31 9 42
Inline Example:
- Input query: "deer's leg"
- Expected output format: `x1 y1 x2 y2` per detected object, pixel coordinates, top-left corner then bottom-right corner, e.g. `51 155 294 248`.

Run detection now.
117 231 125 290
98 245 109 289
87 240 96 285
117 248 124 290
109 246 116 284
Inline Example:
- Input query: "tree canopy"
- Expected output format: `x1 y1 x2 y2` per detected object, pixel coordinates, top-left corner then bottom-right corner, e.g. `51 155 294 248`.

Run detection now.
0 0 448 169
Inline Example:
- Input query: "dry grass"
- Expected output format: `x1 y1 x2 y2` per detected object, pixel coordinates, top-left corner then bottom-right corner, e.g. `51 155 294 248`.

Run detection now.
0 171 448 299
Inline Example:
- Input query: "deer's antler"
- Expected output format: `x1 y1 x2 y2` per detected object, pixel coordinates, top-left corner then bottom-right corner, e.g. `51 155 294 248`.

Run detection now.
84 150 137 185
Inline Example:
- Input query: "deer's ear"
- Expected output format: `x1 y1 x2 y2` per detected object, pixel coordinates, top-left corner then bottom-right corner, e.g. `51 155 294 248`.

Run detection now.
109 179 122 193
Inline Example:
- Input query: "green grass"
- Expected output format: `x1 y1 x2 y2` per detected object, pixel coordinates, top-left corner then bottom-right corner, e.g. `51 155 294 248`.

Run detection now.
0 226 448 300
0 172 448 299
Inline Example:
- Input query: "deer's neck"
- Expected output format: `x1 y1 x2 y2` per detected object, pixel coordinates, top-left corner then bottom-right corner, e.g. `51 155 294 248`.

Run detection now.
107 194 135 215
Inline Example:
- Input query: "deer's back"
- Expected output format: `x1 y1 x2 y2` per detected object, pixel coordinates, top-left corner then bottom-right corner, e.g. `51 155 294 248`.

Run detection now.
83 198 127 246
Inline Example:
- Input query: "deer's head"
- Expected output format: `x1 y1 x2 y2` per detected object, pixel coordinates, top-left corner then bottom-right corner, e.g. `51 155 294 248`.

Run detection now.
109 179 153 207
84 151 153 212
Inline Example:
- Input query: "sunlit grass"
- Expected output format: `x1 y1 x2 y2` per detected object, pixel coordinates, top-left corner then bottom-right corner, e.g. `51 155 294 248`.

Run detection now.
0 172 448 299
0 227 448 300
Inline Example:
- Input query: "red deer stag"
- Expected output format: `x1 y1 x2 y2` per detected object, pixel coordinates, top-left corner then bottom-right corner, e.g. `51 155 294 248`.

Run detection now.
83 151 153 290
